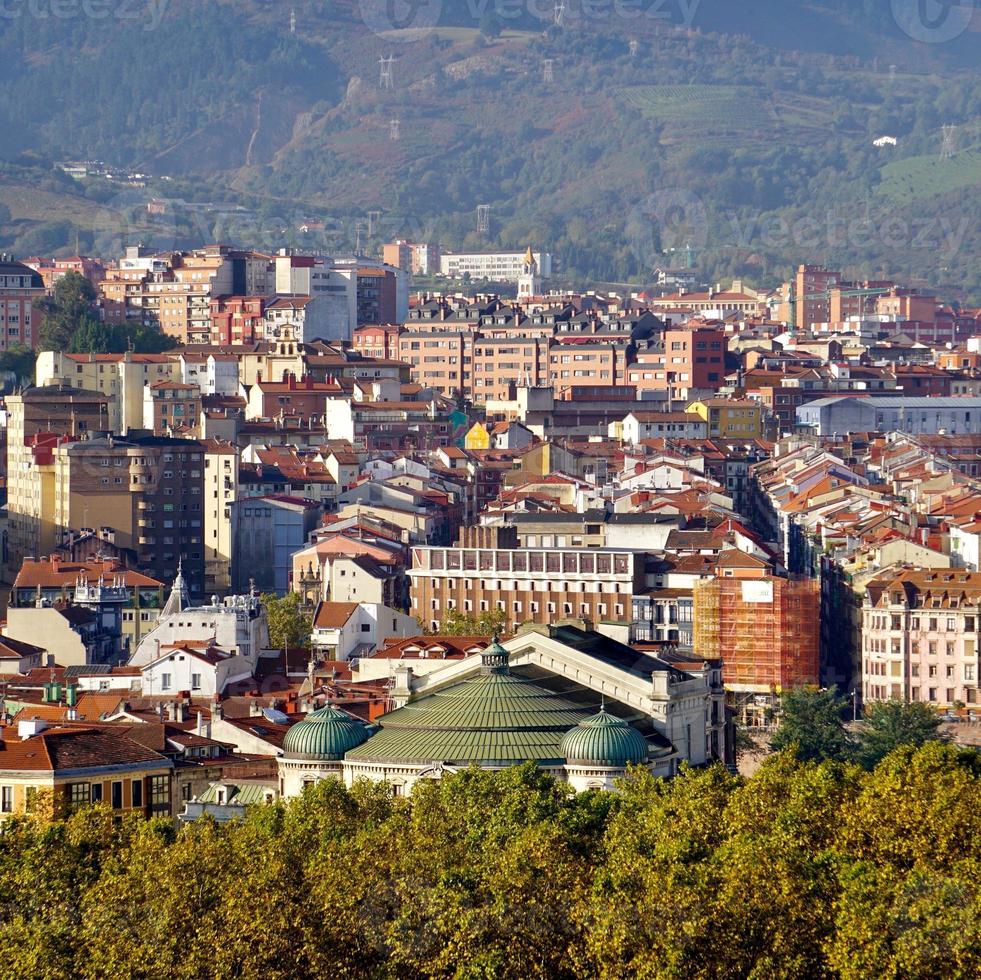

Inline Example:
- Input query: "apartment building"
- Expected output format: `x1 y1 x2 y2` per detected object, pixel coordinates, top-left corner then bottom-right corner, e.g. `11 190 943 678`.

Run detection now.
202 439 239 594
626 324 726 400
209 295 267 345
687 398 765 439
409 545 643 634
101 246 236 343
0 258 45 349
863 568 981 708
353 323 402 360
53 435 206 595
548 342 627 391
323 399 451 452
440 250 552 282
143 381 202 436
5 386 111 574
398 330 474 398
0 723 173 821
793 264 841 331
35 351 180 434
383 240 440 276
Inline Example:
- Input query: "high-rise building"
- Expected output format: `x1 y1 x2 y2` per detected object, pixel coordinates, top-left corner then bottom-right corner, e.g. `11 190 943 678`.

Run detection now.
4 385 111 574
53 435 206 595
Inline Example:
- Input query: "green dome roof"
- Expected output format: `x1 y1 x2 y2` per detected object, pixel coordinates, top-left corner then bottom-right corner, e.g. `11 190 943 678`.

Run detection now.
345 670 594 767
560 710 649 767
283 705 370 761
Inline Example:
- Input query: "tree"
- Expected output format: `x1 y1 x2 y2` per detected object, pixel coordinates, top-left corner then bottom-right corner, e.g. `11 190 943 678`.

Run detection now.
479 13 503 38
856 700 945 770
0 344 36 385
771 687 855 763
37 271 97 351
438 607 508 636
262 592 313 650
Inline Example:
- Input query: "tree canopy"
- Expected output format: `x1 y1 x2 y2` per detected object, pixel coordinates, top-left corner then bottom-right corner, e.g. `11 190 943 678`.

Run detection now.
0 746 979 978
261 591 313 650
771 686 856 763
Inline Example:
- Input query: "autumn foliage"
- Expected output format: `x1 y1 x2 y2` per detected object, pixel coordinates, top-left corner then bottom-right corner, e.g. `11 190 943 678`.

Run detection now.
0 744 978 979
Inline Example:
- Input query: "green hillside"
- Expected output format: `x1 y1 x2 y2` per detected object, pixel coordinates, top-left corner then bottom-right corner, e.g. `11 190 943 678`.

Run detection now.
0 0 978 297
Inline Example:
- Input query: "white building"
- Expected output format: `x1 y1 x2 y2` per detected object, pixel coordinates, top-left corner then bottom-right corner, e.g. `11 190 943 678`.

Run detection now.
129 571 269 670
310 600 419 661
440 250 553 282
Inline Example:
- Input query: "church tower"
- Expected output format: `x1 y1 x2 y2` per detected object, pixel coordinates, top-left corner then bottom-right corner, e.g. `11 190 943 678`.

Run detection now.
517 246 541 300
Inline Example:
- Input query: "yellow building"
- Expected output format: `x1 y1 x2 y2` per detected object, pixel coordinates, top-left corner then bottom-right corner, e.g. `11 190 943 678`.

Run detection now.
464 422 492 451
4 386 110 577
203 439 239 594
0 720 173 821
35 351 181 434
686 398 764 439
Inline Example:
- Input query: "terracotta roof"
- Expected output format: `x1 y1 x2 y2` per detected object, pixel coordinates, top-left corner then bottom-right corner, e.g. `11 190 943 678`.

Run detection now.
0 727 170 772
313 601 361 629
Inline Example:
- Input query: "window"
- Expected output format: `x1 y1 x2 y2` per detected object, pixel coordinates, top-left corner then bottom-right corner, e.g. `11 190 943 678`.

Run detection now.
111 782 123 809
160 673 172 690
191 673 202 691
132 778 143 808
0 786 12 813
68 783 90 809
148 776 169 814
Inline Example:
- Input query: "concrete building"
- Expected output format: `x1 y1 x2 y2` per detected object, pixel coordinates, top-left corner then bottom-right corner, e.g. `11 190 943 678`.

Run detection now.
4 386 111 575
409 545 643 634
53 435 206 595
797 397 981 437
230 495 322 594
440 251 552 282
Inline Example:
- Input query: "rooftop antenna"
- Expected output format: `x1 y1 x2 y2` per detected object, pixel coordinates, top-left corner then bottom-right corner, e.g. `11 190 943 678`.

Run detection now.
888 63 897 85
389 117 401 141
629 39 639 57
940 124 956 160
355 221 366 253
379 54 395 90
554 1 565 27
367 210 382 236
543 58 554 84
290 8 296 34
477 204 491 236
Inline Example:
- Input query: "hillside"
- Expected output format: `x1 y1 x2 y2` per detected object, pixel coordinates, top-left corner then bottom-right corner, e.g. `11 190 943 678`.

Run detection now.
0 0 979 297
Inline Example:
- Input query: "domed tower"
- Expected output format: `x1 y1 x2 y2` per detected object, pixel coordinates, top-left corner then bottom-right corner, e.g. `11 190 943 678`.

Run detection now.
278 705 371 797
560 709 650 791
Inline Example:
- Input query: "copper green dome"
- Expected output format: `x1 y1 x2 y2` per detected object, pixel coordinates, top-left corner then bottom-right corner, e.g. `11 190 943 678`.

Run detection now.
283 705 370 761
345 641 594 767
560 709 649 767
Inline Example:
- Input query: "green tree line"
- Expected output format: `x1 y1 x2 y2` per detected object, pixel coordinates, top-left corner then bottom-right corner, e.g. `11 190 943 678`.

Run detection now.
0 743 978 978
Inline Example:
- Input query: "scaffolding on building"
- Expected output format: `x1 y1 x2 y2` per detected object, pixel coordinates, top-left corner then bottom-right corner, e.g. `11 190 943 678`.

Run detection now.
693 576 820 727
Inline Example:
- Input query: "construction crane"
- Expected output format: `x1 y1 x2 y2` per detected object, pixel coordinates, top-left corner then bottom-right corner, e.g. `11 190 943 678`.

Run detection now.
785 285 892 329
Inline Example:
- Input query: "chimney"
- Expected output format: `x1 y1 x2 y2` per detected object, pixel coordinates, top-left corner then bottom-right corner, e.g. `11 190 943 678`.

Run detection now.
196 710 203 736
